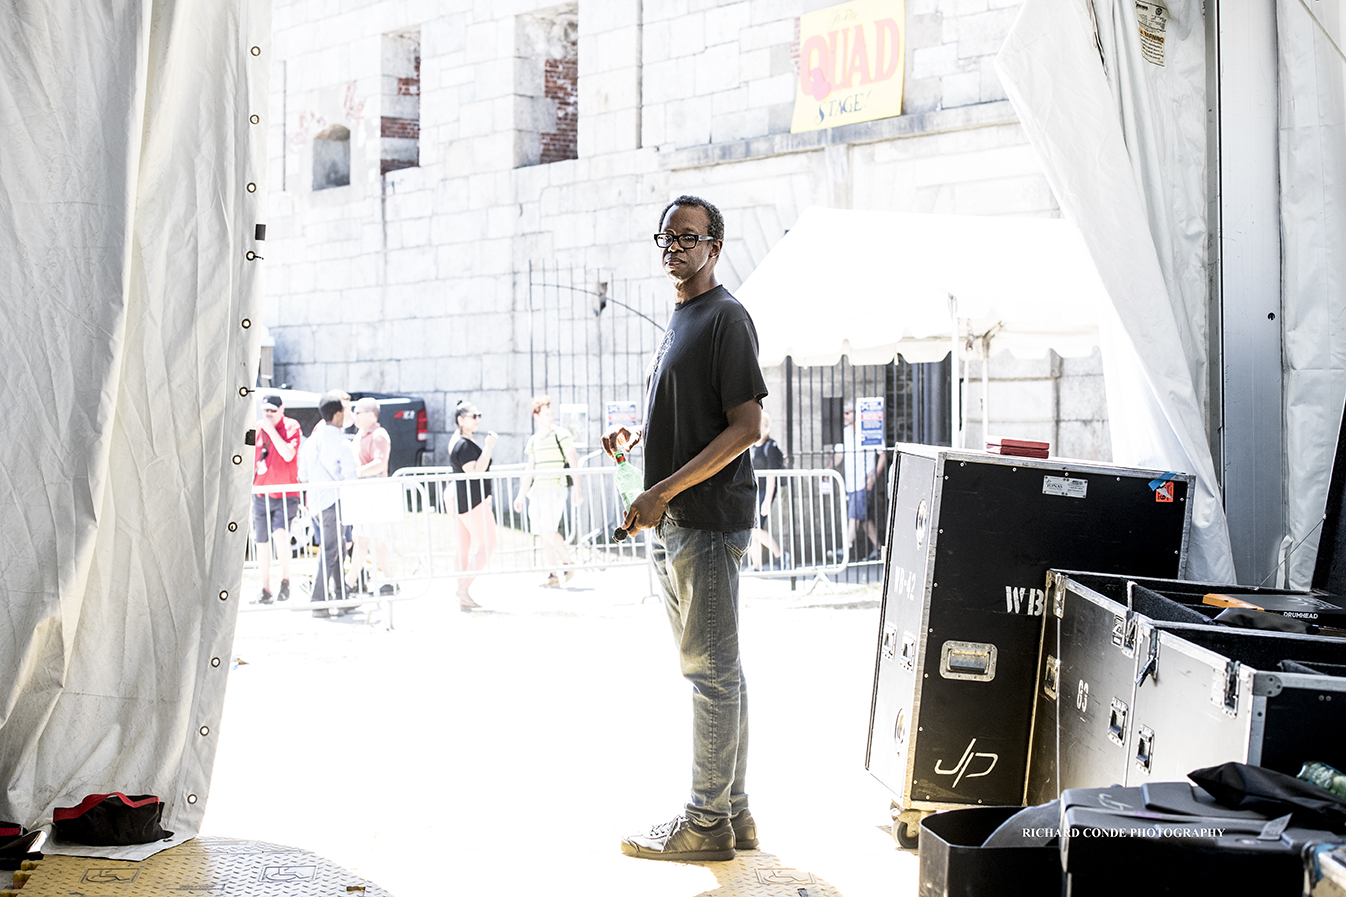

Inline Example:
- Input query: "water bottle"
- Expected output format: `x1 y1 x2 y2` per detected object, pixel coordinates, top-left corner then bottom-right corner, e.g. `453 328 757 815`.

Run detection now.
1299 761 1346 799
612 447 643 542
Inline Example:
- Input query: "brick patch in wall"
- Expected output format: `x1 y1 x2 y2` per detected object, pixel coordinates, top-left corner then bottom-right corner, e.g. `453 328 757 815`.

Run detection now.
792 17 800 74
541 56 578 164
397 76 420 96
382 116 421 139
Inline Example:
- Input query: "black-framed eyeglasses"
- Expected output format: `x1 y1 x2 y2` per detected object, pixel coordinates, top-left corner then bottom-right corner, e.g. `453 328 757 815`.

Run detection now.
653 233 715 250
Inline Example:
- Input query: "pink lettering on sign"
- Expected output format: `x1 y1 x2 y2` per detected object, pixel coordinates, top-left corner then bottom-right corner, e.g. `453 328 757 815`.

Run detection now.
798 18 902 102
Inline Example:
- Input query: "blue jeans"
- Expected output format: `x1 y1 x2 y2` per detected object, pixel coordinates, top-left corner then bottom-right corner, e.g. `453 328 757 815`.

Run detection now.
651 520 752 827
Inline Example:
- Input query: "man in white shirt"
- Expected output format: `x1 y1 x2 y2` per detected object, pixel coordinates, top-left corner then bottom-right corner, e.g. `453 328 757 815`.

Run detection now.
305 391 359 617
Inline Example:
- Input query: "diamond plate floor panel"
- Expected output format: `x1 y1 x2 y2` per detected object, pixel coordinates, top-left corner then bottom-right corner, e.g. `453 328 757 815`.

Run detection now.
687 851 841 897
6 837 391 896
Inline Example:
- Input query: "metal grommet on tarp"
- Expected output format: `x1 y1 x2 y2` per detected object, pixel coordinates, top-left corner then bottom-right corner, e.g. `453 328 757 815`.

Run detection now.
210 658 221 668
218 591 228 601
241 318 251 328
246 183 256 193
238 387 251 397
250 46 260 56
227 522 237 532
231 455 242 465
249 114 259 125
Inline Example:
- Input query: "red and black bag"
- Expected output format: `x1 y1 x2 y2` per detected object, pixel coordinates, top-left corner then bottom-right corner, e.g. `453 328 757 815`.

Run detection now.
53 793 172 846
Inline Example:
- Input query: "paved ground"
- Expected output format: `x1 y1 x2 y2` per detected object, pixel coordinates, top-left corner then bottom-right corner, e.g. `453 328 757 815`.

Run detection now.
202 566 920 896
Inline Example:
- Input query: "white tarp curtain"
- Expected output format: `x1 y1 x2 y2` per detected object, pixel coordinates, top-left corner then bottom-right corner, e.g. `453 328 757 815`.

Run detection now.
735 208 1104 367
996 0 1237 582
1278 0 1346 589
0 2 267 859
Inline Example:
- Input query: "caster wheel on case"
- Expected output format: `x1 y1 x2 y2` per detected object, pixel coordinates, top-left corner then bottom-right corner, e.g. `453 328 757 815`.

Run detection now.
890 803 923 851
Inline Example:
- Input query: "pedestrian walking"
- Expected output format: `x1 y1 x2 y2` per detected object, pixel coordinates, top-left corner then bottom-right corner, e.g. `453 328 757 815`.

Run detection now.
749 412 787 571
448 400 497 611
513 394 583 588
347 396 398 597
604 195 767 862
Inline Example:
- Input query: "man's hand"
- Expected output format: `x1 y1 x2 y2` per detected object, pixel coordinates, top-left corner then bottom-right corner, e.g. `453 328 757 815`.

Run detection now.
620 488 666 538
619 400 761 538
601 425 641 458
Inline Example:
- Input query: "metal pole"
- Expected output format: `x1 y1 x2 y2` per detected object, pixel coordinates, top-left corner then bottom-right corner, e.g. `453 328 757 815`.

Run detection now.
981 335 990 446
1213 0 1285 584
949 294 961 449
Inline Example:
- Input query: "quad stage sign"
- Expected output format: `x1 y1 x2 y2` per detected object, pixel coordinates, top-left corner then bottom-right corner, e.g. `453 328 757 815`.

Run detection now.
791 0 906 133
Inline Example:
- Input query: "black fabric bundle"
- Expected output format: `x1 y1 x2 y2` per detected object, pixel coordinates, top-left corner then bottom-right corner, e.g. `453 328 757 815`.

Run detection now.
52 793 172 846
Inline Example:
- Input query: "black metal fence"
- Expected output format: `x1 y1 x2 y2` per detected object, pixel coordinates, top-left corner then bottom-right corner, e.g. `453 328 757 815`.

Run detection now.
525 262 670 452
526 263 951 585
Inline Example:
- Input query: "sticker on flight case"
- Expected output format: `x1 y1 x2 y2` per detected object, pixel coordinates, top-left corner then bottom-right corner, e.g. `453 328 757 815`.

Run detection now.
1155 482 1174 502
1042 475 1088 499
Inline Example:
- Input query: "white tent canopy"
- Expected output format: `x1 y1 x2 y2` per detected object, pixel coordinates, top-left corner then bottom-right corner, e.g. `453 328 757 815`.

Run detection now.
735 207 1106 368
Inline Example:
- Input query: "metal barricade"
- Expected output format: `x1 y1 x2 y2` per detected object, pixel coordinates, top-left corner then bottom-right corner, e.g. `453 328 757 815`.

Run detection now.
391 465 651 577
239 467 854 619
739 468 850 581
241 479 440 622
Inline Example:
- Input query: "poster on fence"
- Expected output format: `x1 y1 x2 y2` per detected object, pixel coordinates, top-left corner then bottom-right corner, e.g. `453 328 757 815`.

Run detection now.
605 401 641 437
858 396 885 448
559 403 589 446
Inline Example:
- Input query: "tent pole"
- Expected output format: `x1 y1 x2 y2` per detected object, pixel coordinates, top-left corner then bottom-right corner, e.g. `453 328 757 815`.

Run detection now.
981 335 990 447
949 294 961 449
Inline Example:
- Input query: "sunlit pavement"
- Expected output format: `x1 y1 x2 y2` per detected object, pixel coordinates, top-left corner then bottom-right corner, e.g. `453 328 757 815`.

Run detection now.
203 566 919 896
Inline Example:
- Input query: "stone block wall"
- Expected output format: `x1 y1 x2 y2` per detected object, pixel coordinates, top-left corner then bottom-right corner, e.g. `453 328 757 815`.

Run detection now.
264 0 1113 466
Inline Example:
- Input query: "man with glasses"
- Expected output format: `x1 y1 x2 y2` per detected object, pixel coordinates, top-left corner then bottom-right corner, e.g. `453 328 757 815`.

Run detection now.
604 195 767 862
251 394 302 604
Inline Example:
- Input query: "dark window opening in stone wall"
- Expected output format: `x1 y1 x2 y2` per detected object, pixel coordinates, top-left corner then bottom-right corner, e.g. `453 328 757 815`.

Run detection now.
312 123 351 190
515 3 578 168
382 29 421 174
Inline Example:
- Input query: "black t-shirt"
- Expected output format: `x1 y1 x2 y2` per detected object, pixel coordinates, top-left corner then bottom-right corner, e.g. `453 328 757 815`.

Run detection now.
449 434 492 511
642 285 768 531
752 438 786 505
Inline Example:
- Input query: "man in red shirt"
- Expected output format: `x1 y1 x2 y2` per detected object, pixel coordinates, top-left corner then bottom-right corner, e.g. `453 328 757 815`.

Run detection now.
252 394 303 604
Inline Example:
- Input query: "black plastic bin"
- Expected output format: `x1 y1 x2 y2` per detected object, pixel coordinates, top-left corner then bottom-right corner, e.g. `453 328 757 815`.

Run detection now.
918 806 1060 897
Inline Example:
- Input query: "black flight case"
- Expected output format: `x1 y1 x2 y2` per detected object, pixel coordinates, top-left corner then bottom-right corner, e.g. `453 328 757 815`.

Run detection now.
865 446 1194 846
1027 403 1346 803
1027 570 1346 804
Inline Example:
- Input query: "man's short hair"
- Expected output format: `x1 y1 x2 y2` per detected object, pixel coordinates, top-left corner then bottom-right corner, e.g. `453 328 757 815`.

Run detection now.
530 394 551 415
659 195 724 241
354 396 380 414
319 392 346 423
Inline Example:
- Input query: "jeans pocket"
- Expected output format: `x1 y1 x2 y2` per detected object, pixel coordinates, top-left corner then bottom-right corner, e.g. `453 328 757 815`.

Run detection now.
725 530 750 562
